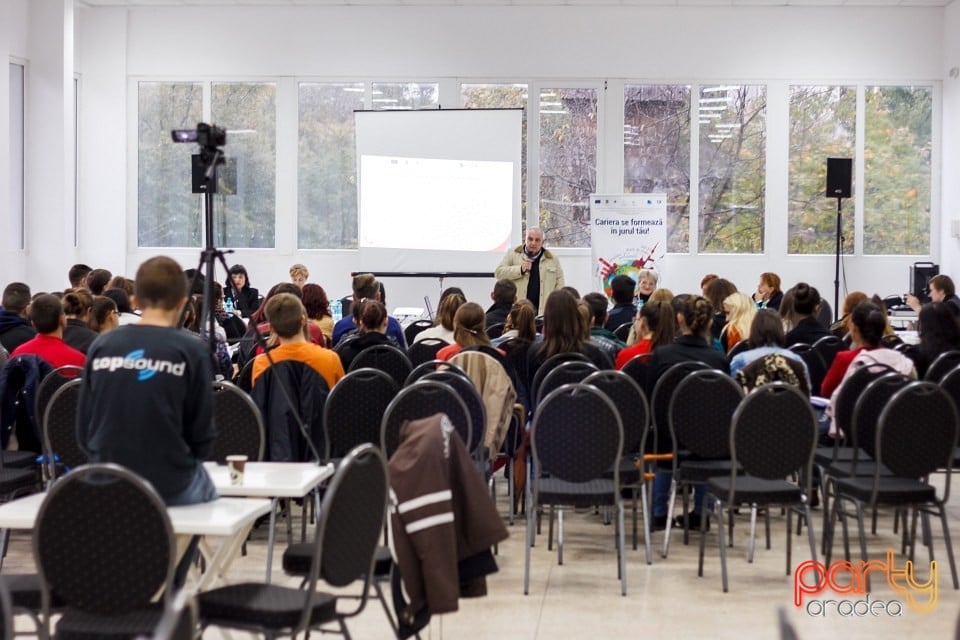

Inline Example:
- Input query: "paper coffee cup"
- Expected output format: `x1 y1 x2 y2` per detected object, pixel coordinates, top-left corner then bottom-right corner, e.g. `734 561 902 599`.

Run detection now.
226 455 248 486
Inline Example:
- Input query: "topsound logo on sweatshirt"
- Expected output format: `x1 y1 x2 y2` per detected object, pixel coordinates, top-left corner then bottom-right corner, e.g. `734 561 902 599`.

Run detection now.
91 349 187 381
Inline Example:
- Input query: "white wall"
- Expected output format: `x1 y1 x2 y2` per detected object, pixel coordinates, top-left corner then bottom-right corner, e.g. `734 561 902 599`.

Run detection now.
941 1 960 281
4 3 952 310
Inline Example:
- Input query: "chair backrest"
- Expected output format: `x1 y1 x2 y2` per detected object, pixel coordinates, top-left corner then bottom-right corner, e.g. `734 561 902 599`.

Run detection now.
924 349 960 383
876 381 959 483
832 362 897 441
348 344 412 388
613 322 632 342
650 360 711 452
210 380 265 463
406 338 449 367
34 365 83 429
405 359 469 386
41 378 84 480
729 383 817 484
325 368 398 459
33 463 175 615
940 364 960 417
297 444 388 632
812 335 844 371
234 358 256 394
381 381 471 459
788 344 827 396
449 349 519 455
486 323 505 340
583 369 649 455
726 339 754 360
420 371 485 455
403 320 435 346
669 369 743 459
620 353 651 394
850 372 913 460
531 383 623 487
534 360 599 407
736 352 810 398
529 351 592 407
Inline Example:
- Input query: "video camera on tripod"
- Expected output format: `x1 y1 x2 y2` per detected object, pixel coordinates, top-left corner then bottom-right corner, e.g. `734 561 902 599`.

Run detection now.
171 123 232 194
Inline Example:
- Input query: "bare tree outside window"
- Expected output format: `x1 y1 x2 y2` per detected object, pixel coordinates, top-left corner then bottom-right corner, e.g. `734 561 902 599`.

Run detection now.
863 86 932 255
624 84 691 253
697 85 766 254
371 82 438 111
137 82 203 247
788 85 856 255
461 83 528 234
539 88 597 248
299 83 364 249
211 82 276 248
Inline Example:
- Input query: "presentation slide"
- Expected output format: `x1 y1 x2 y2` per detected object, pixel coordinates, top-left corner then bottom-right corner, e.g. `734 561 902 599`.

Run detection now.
359 155 513 252
354 108 522 273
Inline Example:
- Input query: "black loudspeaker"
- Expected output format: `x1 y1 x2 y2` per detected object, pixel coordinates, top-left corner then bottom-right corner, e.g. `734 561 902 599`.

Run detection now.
192 155 237 194
825 158 852 199
910 262 939 304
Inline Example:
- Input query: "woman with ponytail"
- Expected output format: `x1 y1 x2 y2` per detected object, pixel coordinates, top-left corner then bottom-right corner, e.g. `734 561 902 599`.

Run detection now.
615 299 676 369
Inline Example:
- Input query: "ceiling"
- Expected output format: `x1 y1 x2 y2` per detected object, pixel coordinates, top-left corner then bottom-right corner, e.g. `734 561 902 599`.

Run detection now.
75 0 954 8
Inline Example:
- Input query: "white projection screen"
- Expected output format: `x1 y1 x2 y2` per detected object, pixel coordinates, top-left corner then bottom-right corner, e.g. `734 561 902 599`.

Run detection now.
354 108 522 273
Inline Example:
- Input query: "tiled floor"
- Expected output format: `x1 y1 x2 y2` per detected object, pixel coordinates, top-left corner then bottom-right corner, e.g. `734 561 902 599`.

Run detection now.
5 475 960 639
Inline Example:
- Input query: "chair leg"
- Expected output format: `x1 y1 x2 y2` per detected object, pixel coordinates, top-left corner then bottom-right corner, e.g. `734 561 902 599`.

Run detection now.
681 483 690 546
804 503 818 565
631 487 638 551
786 507 793 576
507 463 515 526
557 507 564 566
764 508 772 550
937 503 960 589
717 498 730 593
747 506 757 563
524 497 534 595
618 501 627 596
662 478 678 559
697 493 710 578
547 505 555 551
641 481 653 565
854 502 870 591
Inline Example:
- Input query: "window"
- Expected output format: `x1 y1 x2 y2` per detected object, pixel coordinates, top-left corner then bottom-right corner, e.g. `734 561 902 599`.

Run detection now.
8 62 25 250
624 84 691 253
211 82 276 248
298 83 364 250
863 86 932 255
788 86 856 255
697 84 766 253
461 83 528 228
539 87 597 248
137 82 203 247
371 82 438 111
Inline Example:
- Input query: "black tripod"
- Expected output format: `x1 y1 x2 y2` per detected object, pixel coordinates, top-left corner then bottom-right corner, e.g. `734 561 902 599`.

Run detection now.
832 196 846 323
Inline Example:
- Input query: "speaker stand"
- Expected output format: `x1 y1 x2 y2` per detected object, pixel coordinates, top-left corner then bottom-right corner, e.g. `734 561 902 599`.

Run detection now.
832 196 844 323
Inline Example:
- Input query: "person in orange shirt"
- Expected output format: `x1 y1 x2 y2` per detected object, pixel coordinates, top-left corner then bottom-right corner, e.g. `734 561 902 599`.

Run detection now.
251 293 344 390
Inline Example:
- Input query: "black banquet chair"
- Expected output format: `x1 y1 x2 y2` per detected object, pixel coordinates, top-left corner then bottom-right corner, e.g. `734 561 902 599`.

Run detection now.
403 319 435 346
348 344 412 388
381 381 472 460
34 463 176 639
209 380 265 464
198 444 388 640
924 349 960 383
41 377 85 483
698 383 819 593
324 368 398 461
406 338 449 367
524 383 626 596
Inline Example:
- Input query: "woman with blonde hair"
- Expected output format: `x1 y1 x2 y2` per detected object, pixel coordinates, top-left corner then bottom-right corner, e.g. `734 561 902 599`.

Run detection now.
437 302 490 361
414 293 465 344
720 291 757 352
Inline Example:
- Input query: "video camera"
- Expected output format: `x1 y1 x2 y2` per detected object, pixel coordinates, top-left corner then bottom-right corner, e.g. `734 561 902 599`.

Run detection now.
170 122 226 149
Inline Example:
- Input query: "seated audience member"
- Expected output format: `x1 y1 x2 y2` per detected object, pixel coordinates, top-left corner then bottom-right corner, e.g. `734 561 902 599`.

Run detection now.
0 282 36 352
783 283 832 346
831 291 869 339
439 286 465 303
62 289 98 354
415 293 464 345
68 263 92 289
604 274 638 332
225 264 260 317
907 274 960 317
559 286 581 300
615 299 676 369
78 255 217 506
492 300 538 347
301 283 334 345
88 296 119 334
212 282 246 342
102 287 140 325
86 268 112 296
239 283 324 367
906 302 960 379
728 309 810 390
647 294 728 529
180 297 233 380
720 291 757 353
335 300 394 371
824 301 916 436
251 293 344 389
289 263 309 289
753 272 784 311
11 294 86 368
870 293 904 348
583 292 625 363
331 273 406 349
703 277 737 342
635 269 659 305
527 290 612 387
700 273 719 297
485 279 517 329
106 276 135 298
437 302 494 361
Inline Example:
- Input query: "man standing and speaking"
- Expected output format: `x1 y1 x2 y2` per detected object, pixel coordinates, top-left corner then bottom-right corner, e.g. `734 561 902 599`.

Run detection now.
495 227 564 315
